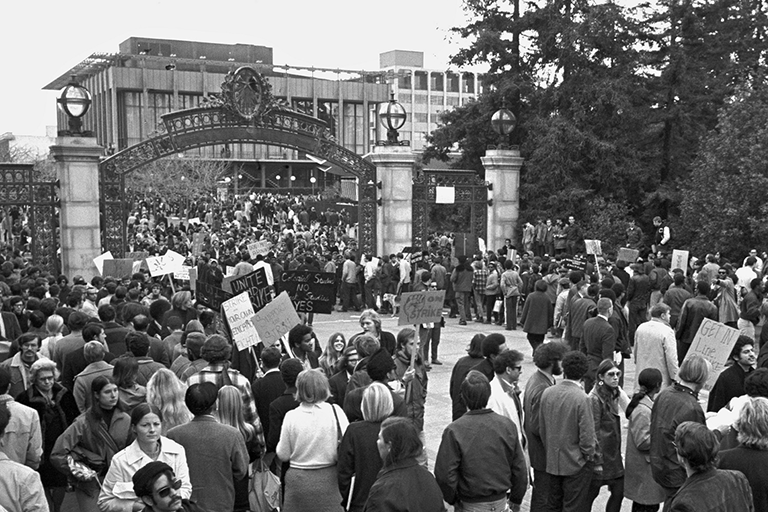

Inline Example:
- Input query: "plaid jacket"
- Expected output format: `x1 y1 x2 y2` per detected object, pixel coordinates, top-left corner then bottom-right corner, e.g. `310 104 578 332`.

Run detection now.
473 269 489 294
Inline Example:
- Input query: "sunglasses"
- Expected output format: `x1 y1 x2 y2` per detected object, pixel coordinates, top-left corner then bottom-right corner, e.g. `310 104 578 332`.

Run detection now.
156 479 182 498
604 371 622 378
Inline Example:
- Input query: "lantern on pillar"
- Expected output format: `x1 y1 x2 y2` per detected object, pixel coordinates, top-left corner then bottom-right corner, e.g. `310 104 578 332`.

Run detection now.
491 108 516 148
57 77 92 136
378 92 408 145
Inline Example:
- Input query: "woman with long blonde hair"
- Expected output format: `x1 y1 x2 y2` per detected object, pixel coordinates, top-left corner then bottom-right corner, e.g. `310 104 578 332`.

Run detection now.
146 369 192 434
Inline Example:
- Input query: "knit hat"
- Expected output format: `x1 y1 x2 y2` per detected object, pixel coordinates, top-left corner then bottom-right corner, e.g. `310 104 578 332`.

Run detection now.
133 461 173 497
366 348 394 382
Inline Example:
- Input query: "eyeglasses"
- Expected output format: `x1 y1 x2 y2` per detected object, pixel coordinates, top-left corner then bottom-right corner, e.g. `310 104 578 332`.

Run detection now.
512 366 523 371
604 371 622 378
155 478 182 498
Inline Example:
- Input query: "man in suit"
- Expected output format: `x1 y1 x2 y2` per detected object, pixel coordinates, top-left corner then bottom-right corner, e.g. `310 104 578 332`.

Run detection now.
252 346 285 441
523 342 567 512
540 351 599 512
52 311 88 369
167 383 249 512
98 304 130 357
582 298 618 393
328 346 358 408
569 283 598 353
61 323 115 393
626 263 651 347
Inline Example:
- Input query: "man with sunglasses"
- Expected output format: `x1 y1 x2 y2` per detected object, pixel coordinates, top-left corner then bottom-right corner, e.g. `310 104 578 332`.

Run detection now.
133 461 203 512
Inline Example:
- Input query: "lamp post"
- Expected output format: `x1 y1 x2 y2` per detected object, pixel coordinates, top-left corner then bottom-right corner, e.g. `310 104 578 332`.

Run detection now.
57 77 92 136
491 107 516 149
310 176 317 195
378 92 408 145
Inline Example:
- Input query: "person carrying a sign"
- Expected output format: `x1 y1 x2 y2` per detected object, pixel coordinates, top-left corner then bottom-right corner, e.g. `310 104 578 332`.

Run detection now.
392 328 428 466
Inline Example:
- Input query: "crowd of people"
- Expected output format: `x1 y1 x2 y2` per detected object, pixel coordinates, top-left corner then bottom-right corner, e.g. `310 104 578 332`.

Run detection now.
1 191 768 512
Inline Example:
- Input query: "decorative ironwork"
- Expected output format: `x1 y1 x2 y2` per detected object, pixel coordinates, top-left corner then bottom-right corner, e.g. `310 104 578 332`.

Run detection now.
0 163 60 274
98 67 377 255
412 169 488 253
99 165 127 258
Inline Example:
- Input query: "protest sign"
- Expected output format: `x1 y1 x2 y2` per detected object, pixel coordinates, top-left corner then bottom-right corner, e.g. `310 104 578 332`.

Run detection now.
478 238 487 254
671 250 690 271
222 292 260 350
247 241 272 260
585 240 602 256
230 268 272 312
250 292 301 347
188 217 201 225
103 259 134 279
226 266 237 277
191 233 205 257
281 271 336 314
617 248 640 264
174 266 192 281
93 252 113 276
146 250 185 277
688 318 740 390
398 290 446 326
188 268 198 292
125 251 149 261
562 257 587 272
195 281 232 311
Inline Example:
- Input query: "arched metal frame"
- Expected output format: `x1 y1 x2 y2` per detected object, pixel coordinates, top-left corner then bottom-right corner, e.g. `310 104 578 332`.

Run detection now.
98 67 377 257
412 170 488 253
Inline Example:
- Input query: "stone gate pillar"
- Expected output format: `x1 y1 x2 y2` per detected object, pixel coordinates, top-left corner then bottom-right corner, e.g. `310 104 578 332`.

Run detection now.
368 146 417 257
482 148 524 253
50 137 104 281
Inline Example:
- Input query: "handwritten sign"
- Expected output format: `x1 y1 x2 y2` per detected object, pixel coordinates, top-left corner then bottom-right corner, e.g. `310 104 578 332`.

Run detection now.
93 252 113 276
103 259 134 279
223 292 260 350
125 251 149 261
174 265 192 281
191 233 205 257
562 257 587 272
230 268 272 313
585 240 602 256
671 250 690 272
688 318 740 390
226 266 237 277
281 271 336 314
195 281 232 311
248 241 272 260
250 292 301 347
617 247 639 264
146 250 185 277
398 290 446 326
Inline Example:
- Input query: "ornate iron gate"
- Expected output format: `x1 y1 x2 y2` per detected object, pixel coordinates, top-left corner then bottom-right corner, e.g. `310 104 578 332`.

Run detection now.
0 163 60 274
412 169 488 253
99 166 127 258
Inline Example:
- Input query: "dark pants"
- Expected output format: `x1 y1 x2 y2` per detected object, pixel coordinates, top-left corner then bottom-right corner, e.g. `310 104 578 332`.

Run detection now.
677 340 691 365
486 295 502 324
527 333 545 355
505 295 519 329
627 303 648 346
364 279 377 310
419 325 441 362
547 466 593 512
530 468 553 512
456 291 471 323
587 476 624 512
341 281 359 311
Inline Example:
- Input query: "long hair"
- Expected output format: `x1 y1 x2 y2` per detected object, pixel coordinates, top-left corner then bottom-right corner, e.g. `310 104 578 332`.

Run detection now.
215 385 256 444
146 369 192 433
379 417 422 468
319 332 345 375
626 368 663 419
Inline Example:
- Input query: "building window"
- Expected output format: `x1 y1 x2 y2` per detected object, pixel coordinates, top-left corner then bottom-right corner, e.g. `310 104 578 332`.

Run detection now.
414 71 428 90
446 73 460 93
118 91 143 150
343 103 364 154
148 92 173 131
430 72 444 92
292 99 314 116
413 94 428 104
462 73 475 94
414 113 428 123
430 95 443 105
397 73 412 89
446 96 460 106
318 101 338 138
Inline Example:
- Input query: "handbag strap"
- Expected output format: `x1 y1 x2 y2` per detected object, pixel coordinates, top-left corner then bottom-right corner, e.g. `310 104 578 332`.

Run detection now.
330 403 342 444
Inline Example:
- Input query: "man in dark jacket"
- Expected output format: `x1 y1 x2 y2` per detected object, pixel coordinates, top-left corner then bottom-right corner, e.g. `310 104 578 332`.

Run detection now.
707 336 756 412
582 298 618 393
251 347 285 441
435 370 528 512
520 280 553 356
626 263 651 346
675 281 718 363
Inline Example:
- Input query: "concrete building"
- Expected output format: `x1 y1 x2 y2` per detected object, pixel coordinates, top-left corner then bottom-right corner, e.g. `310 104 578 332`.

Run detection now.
378 50 483 151
43 37 391 192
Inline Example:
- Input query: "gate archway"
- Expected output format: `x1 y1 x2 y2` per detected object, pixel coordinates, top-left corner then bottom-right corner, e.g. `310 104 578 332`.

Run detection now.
99 67 377 257
412 169 488 254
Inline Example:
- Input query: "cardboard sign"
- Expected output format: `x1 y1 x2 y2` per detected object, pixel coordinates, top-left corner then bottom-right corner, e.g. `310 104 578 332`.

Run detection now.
195 281 232 310
188 267 198 291
671 250 690 271
93 252 113 276
146 250 185 277
398 290 446 326
191 233 205 257
188 217 201 225
174 265 192 281
585 240 602 256
250 292 302 347
281 271 336 314
562 257 587 272
226 266 237 277
688 318 740 390
478 238 487 254
617 247 640 264
125 251 149 261
230 268 272 313
247 241 272 259
222 292 260 350
103 258 134 279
